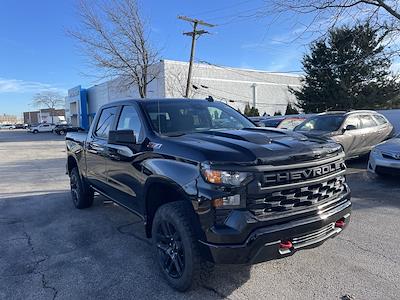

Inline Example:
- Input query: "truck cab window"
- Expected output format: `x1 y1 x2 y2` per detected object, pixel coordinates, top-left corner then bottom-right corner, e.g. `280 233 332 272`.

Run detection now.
117 106 142 138
94 107 117 138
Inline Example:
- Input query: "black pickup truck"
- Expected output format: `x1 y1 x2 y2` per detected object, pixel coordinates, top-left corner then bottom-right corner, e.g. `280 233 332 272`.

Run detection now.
66 99 351 291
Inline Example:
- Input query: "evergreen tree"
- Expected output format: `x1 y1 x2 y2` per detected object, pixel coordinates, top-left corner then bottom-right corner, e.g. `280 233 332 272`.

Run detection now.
244 103 260 117
292 23 400 113
285 103 300 115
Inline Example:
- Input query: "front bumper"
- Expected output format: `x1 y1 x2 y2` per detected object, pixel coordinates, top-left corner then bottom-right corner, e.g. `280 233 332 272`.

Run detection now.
199 195 351 265
368 152 400 175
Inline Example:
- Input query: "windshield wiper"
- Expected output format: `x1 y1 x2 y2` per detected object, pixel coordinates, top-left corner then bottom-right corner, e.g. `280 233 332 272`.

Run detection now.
164 132 187 137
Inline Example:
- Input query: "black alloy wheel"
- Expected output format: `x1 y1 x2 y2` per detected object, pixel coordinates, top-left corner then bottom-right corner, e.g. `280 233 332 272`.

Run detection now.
152 201 213 291
155 220 185 279
70 169 80 207
69 167 94 209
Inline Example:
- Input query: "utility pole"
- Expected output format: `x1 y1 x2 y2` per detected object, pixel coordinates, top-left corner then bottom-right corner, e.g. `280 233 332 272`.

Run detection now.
178 16 214 98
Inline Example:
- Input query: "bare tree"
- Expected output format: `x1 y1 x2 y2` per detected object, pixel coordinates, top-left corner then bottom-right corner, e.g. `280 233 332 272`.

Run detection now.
266 0 400 52
32 91 65 124
165 70 200 98
68 0 160 98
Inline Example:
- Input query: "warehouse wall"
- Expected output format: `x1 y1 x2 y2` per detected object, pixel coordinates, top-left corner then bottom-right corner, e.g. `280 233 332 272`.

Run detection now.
67 60 303 127
86 62 166 117
163 60 301 115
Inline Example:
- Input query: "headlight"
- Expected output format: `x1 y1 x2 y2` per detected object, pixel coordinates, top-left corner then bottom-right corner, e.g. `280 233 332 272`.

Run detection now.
201 167 249 186
371 148 381 156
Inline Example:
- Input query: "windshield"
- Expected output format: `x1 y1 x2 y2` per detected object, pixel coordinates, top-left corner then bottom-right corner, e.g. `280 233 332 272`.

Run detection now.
142 101 255 136
262 118 283 128
296 115 345 132
278 118 306 130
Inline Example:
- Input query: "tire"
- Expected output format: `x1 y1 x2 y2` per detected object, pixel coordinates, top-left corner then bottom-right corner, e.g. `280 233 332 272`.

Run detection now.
152 201 212 291
69 167 94 209
59 130 65 135
33 130 38 134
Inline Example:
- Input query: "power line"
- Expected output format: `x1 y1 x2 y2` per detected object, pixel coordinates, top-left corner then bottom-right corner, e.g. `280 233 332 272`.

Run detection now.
197 59 303 83
178 16 215 98
187 0 256 19
194 83 289 106
196 83 253 102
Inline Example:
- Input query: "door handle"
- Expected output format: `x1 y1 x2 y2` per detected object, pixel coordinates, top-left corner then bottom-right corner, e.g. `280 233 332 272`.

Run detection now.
108 153 121 161
87 142 104 154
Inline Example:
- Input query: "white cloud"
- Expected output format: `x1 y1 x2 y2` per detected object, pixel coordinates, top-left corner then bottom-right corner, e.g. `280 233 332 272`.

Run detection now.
0 78 66 94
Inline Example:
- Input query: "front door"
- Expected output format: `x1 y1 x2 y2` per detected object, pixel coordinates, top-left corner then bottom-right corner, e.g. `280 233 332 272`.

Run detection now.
40 124 51 132
335 115 364 157
105 105 146 215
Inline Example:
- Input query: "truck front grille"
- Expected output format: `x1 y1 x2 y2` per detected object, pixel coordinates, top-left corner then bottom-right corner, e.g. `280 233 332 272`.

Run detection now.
249 175 346 216
247 157 348 218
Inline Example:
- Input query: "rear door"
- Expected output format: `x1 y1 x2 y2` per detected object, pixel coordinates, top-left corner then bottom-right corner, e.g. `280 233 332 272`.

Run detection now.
86 106 118 192
105 104 146 215
373 114 393 143
359 114 379 153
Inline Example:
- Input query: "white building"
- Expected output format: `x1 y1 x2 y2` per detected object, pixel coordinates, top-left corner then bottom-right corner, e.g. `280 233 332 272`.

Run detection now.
66 59 302 128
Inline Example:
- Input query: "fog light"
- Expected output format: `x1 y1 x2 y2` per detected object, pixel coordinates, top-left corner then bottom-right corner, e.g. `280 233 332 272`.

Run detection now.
212 195 241 208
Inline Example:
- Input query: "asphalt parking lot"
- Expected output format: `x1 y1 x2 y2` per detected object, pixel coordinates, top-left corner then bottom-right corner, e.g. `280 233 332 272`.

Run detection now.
0 130 399 300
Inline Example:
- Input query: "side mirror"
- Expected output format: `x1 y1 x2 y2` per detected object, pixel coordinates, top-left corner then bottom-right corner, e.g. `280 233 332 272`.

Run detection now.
343 124 357 132
108 130 136 145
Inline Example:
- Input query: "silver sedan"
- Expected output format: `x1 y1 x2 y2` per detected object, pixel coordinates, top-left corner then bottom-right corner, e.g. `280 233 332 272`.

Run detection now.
368 134 400 176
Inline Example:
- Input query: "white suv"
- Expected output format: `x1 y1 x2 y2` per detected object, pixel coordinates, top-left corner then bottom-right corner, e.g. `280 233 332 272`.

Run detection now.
29 123 56 134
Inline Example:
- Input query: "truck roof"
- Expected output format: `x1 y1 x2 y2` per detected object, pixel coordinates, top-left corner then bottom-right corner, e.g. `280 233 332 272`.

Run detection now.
101 98 215 108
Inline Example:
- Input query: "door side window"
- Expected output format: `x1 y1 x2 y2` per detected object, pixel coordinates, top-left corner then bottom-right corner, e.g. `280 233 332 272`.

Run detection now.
94 107 117 139
117 106 142 140
373 114 387 126
344 115 361 129
360 115 378 129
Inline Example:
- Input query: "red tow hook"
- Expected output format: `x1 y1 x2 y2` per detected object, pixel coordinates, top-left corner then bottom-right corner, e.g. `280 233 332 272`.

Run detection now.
279 241 293 250
335 219 346 228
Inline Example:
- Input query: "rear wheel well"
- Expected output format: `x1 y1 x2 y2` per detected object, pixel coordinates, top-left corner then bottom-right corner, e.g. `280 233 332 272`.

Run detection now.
145 182 187 238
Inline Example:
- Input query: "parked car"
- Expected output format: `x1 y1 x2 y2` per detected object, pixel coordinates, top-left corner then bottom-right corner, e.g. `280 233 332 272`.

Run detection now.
0 124 16 130
66 99 351 291
28 123 56 134
294 111 394 159
260 115 308 130
14 124 26 129
368 133 400 176
248 116 266 127
54 124 83 135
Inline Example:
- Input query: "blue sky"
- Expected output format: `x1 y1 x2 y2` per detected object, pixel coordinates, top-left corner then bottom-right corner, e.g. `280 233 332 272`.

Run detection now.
1 0 394 116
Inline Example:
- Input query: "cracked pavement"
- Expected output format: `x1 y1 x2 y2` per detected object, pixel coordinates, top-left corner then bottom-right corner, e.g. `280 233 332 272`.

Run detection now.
0 130 399 300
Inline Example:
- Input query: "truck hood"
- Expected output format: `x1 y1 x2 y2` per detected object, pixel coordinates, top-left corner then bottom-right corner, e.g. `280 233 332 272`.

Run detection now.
157 128 342 166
